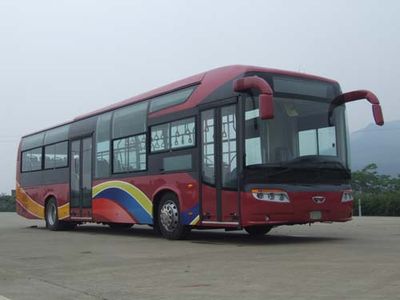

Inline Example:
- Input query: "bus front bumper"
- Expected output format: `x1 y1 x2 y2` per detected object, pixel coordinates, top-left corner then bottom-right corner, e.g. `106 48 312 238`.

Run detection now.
240 190 353 227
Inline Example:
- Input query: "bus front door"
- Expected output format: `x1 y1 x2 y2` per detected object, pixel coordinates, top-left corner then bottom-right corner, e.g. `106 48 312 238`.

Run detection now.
200 102 240 226
70 137 93 220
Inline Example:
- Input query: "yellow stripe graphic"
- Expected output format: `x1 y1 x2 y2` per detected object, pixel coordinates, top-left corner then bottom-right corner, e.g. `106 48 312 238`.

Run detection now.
58 203 70 220
16 184 44 219
16 183 70 220
92 180 153 216
190 215 200 225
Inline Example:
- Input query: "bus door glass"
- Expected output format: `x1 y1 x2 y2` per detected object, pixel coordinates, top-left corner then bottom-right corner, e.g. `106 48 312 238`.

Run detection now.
200 102 240 223
70 136 93 219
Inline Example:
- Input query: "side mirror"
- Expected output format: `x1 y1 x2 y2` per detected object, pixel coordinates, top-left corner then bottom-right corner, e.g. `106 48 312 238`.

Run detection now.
259 94 274 120
372 104 384 126
330 90 384 126
234 76 274 119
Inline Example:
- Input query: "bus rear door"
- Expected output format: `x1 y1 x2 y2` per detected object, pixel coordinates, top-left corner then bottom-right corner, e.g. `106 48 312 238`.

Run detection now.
70 136 93 220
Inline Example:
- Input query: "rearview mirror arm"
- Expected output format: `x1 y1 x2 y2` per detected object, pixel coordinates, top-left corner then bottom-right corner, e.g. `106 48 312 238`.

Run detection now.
329 90 384 126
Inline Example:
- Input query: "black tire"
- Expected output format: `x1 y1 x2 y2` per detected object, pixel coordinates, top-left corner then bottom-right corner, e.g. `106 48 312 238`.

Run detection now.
245 225 273 236
157 193 190 240
149 223 161 235
45 198 75 231
108 223 133 229
63 222 77 230
44 198 77 231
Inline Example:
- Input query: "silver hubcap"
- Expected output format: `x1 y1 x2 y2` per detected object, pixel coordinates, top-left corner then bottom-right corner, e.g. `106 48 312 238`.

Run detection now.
160 200 179 232
47 203 56 226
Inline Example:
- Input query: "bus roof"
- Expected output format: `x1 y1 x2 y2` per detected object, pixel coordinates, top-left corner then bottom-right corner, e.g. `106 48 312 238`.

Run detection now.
74 65 337 121
23 65 338 138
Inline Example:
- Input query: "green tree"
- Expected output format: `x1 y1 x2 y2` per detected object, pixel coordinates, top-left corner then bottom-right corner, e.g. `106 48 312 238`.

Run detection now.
0 193 16 212
351 164 400 216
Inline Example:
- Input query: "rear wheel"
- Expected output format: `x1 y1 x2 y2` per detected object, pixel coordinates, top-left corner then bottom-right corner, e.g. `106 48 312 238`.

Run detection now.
245 225 273 236
157 193 190 240
45 198 75 230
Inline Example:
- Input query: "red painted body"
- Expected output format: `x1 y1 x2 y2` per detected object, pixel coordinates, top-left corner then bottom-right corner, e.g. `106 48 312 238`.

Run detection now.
16 180 352 227
92 173 199 223
16 65 381 233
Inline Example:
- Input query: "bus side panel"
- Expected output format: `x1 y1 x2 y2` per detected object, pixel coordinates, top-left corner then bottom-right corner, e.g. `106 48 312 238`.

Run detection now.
92 172 199 225
201 184 217 221
16 183 70 220
221 190 240 222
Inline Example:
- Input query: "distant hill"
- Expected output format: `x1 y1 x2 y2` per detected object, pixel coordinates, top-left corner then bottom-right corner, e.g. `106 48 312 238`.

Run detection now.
350 120 400 176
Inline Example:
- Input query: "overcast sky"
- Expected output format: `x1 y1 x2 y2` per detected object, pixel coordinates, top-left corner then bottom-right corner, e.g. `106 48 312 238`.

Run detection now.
0 0 399 193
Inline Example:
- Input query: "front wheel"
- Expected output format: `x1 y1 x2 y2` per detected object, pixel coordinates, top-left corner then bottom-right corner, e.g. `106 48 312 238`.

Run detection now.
245 225 273 236
158 193 190 240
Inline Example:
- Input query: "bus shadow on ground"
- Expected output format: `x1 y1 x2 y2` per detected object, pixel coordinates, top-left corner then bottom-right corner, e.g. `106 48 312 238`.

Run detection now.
32 224 346 246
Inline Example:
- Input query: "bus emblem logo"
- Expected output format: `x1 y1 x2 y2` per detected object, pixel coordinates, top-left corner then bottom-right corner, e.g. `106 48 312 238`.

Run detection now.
312 196 326 204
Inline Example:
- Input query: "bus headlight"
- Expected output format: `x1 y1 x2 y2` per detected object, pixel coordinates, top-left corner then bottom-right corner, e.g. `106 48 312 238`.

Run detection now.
251 189 290 203
341 190 353 202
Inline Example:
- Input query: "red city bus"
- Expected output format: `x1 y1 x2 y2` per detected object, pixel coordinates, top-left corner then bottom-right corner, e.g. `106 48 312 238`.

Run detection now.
16 65 384 239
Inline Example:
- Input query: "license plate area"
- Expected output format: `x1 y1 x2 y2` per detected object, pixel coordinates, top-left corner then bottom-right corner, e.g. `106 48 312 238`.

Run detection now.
310 211 322 220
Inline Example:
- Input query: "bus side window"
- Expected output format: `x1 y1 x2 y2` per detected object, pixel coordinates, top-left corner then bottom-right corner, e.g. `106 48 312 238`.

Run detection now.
113 134 147 173
21 147 42 172
95 112 112 178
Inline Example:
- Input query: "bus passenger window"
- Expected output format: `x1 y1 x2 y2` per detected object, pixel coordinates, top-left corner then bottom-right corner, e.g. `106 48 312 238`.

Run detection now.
149 86 197 113
151 123 170 152
151 117 196 153
113 134 146 173
171 118 195 149
95 113 112 178
44 144 56 169
21 147 42 172
112 101 148 139
44 141 68 169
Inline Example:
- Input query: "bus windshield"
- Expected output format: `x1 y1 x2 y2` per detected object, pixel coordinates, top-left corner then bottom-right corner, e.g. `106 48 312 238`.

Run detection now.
244 80 349 174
